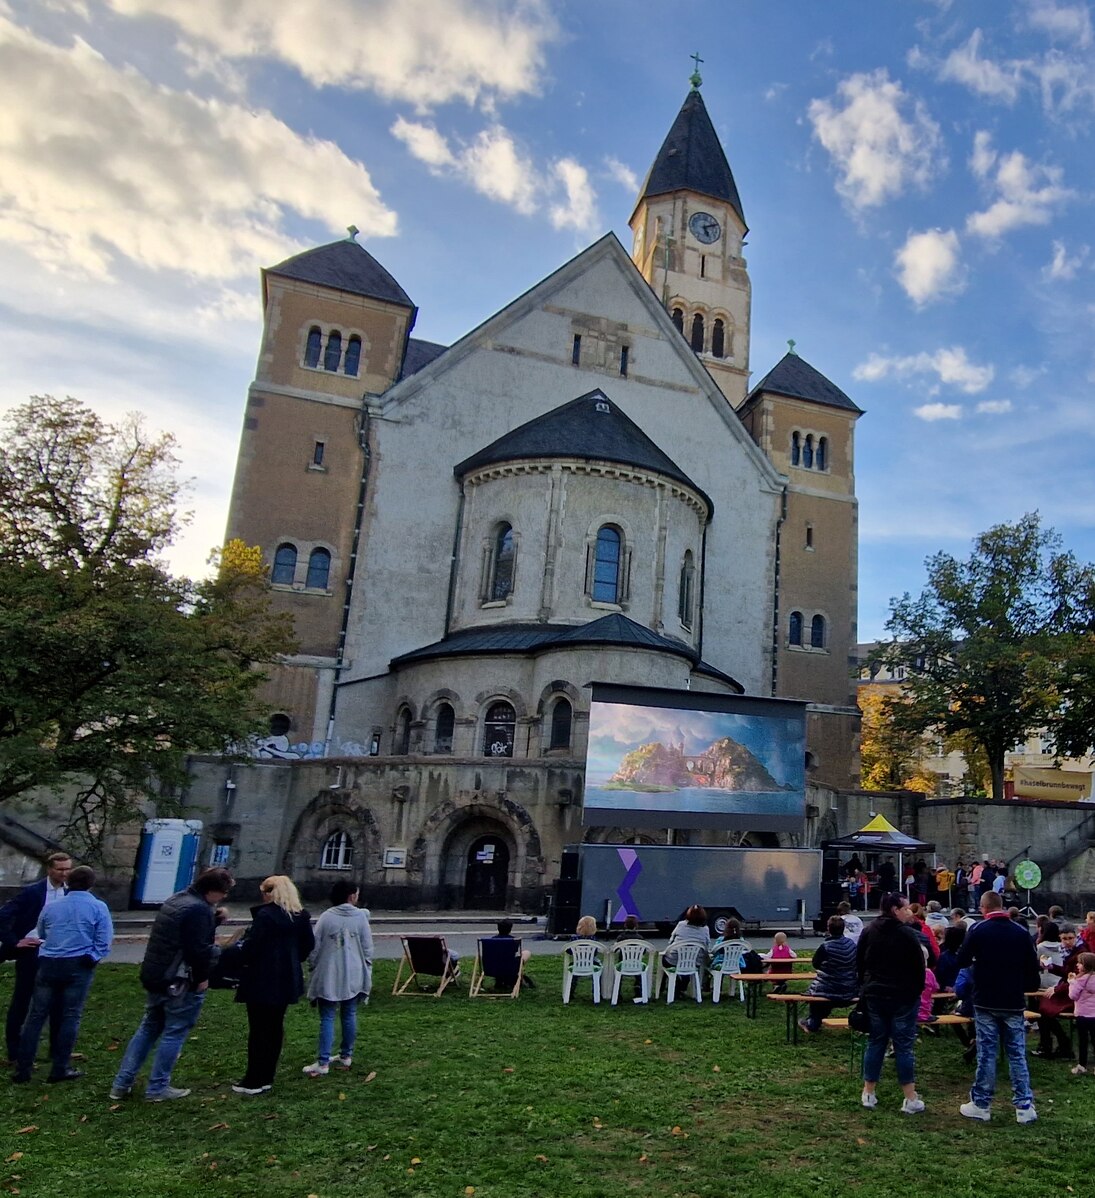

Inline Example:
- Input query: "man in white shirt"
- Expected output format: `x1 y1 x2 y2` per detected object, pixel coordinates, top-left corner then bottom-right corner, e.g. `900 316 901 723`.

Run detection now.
836 900 863 942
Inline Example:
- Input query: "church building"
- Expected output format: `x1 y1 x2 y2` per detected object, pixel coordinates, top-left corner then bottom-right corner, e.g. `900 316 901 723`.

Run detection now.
210 79 863 907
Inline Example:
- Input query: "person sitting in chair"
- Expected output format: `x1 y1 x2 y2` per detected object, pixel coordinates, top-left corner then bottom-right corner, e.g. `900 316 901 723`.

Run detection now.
489 920 534 990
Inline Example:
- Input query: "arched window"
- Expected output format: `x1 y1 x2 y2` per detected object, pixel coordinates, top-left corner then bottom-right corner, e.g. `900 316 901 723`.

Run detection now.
803 434 814 469
306 547 331 590
491 523 515 601
323 330 342 372
396 707 412 755
592 525 622 603
344 335 361 376
304 326 322 368
434 703 455 754
678 550 695 629
811 614 826 649
320 830 353 870
791 431 800 467
484 701 516 757
549 699 572 751
690 313 705 353
272 542 297 585
789 610 803 646
816 436 827 471
672 308 684 334
711 318 725 359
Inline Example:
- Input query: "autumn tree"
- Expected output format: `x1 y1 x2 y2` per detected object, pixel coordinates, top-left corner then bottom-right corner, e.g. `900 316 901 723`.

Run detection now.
0 396 294 855
876 513 1095 801
858 690 937 793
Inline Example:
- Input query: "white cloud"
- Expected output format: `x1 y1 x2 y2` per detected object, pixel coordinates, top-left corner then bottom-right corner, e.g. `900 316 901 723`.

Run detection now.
99 0 558 110
965 135 1074 239
854 346 994 393
914 402 962 421
389 117 456 169
549 159 599 234
1028 1 1093 48
1010 365 1046 388
0 17 396 287
894 228 964 304
1044 239 1090 280
604 156 639 192
938 30 1024 103
976 399 1013 414
807 69 944 210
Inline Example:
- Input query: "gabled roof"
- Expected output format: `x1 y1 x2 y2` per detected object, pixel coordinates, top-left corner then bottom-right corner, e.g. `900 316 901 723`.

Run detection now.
635 89 747 231
454 389 712 514
389 613 743 692
400 338 448 380
266 238 413 308
744 352 863 415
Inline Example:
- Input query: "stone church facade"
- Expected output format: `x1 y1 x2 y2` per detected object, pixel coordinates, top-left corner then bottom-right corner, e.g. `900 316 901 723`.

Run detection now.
196 83 864 908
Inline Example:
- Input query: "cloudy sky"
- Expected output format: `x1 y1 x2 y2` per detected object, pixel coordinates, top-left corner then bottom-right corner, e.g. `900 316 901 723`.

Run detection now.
3 0 1094 639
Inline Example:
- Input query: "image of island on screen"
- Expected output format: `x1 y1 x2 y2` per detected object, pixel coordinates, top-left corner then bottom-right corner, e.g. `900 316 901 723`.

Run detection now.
581 683 807 832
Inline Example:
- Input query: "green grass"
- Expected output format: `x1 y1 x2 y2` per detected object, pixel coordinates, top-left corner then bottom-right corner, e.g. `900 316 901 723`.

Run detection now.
2 961 1093 1197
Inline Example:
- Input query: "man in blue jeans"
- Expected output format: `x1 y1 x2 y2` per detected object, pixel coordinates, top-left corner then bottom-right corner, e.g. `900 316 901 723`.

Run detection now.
110 866 233 1102
13 865 112 1083
955 888 1041 1123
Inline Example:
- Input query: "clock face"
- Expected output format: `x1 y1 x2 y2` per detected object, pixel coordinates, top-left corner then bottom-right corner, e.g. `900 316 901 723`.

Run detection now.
688 211 721 244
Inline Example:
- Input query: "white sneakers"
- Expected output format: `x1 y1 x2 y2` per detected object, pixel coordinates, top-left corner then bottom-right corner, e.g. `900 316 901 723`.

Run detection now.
1071 1064 1087 1076
900 1096 925 1115
302 1062 329 1076
1015 1106 1038 1124
334 1054 353 1069
959 1101 991 1121
861 1090 878 1109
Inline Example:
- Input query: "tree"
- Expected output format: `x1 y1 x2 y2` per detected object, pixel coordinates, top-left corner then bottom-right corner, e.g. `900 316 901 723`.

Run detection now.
0 396 295 856
858 690 937 793
877 513 1095 801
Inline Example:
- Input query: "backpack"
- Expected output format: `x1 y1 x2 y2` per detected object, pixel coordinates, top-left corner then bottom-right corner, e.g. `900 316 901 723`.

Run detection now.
740 949 765 974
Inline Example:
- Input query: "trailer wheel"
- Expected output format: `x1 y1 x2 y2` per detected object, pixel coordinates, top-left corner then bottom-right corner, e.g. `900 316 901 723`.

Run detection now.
710 909 741 937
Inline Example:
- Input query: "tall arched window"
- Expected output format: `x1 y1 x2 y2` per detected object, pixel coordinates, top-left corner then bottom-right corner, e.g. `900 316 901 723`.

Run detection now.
678 550 695 629
811 614 826 649
484 702 516 757
304 326 322 368
434 703 455 754
396 707 412 754
789 610 803 646
323 330 342 372
306 547 331 590
672 308 684 334
711 318 725 359
803 435 814 469
791 432 801 466
491 523 515 601
592 525 622 603
690 313 705 353
320 830 354 870
344 335 361 376
816 436 828 471
549 699 572 751
272 542 297 585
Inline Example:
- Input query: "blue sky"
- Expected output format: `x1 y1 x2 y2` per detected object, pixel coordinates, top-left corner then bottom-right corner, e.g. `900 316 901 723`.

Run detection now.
2 0 1094 640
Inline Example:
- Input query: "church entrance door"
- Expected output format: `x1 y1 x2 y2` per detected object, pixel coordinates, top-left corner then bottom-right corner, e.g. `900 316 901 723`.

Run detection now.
464 836 509 909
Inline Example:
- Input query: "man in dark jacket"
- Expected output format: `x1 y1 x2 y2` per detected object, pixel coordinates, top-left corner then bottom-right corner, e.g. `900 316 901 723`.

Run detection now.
109 867 233 1102
0 851 72 1062
955 889 1040 1124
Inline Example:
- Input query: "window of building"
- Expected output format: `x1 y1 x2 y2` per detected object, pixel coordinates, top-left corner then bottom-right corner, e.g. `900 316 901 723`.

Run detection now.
323 330 342 372
269 713 291 737
344 335 361 377
700 254 706 279
805 523 813 550
395 707 412 755
672 308 684 334
789 610 803 646
811 614 826 649
592 524 623 603
272 542 297 585
306 547 331 590
803 434 814 469
320 830 354 870
549 699 572 751
711 318 725 359
304 326 323 368
484 702 516 757
491 523 515 601
791 431 800 467
690 313 705 353
620 345 629 377
312 440 325 467
434 703 455 754
571 334 581 365
678 549 695 629
816 436 827 471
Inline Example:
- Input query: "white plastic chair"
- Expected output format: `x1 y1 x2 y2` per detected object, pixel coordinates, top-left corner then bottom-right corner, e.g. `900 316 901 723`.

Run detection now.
656 941 705 1004
708 939 748 1003
562 939 604 1004
610 939 654 1006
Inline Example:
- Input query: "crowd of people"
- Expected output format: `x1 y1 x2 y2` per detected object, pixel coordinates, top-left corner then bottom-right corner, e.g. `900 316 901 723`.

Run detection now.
841 855 1019 913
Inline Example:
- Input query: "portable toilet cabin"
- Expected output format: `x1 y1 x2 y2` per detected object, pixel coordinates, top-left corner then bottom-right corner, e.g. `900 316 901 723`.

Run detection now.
132 819 203 907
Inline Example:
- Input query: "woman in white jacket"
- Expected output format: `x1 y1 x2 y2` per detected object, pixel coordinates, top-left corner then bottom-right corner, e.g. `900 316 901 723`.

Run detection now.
301 879 373 1076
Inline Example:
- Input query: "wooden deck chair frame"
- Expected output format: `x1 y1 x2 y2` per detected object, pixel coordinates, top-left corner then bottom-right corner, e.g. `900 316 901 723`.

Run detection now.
392 935 462 997
469 937 525 998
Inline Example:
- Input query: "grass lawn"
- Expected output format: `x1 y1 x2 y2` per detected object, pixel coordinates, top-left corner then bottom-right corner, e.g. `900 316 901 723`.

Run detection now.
2 959 1092 1197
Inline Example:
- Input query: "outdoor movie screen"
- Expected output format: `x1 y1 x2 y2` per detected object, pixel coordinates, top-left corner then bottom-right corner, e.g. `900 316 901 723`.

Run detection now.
581 683 807 833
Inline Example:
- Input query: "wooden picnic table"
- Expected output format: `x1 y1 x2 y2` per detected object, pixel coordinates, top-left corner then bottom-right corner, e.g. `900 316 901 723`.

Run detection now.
731 972 818 1017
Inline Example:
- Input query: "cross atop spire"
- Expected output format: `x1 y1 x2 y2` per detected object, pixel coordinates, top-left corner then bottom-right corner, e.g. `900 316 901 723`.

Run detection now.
689 52 704 90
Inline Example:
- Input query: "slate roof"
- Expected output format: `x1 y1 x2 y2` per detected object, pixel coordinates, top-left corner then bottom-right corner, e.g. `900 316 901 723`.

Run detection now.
637 89 747 231
267 238 413 307
389 613 743 692
454 390 712 514
400 338 448 380
746 353 863 415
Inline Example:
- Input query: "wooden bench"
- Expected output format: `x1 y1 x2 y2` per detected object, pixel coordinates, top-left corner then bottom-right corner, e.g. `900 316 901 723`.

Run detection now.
732 972 818 1018
765 992 839 1043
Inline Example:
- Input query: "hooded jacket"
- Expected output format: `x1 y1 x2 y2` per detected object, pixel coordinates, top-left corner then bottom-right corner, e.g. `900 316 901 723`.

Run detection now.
306 903 374 1002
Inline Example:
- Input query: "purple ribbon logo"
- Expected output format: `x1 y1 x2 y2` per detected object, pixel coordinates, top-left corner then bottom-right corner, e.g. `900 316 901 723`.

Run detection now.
614 847 642 921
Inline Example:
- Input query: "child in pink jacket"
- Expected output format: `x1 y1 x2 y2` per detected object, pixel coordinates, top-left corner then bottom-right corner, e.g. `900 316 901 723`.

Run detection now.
917 946 938 1024
1067 951 1095 1075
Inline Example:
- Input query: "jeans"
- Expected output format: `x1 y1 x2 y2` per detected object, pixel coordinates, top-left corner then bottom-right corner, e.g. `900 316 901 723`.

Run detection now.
6 947 58 1061
970 1007 1034 1110
863 996 919 1086
1078 1016 1095 1068
16 956 95 1078
241 1002 288 1087
112 989 206 1096
316 998 358 1065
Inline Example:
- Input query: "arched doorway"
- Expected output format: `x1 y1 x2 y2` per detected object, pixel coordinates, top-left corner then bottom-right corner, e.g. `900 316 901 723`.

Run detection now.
464 835 510 909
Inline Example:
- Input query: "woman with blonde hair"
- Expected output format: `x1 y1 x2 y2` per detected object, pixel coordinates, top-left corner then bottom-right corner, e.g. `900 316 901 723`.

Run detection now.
232 875 314 1095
